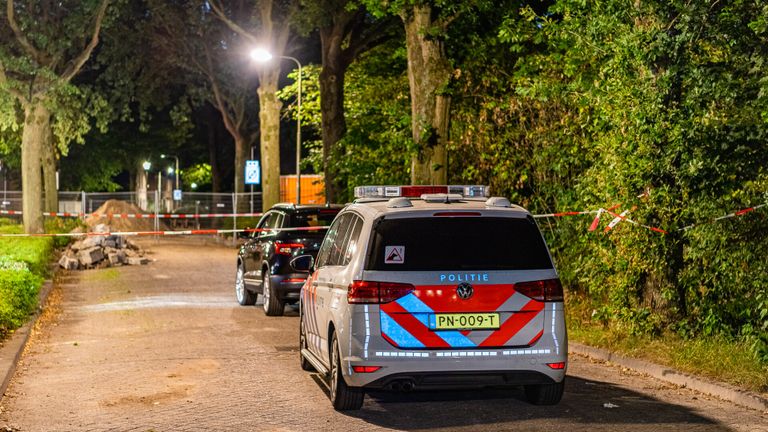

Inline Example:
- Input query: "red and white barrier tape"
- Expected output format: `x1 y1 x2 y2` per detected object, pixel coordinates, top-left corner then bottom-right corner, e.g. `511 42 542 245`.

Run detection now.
3 201 764 238
679 203 767 231
0 210 264 219
0 226 329 238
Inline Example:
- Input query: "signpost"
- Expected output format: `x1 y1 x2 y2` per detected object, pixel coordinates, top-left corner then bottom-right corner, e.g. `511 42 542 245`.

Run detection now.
245 160 261 185
245 160 260 214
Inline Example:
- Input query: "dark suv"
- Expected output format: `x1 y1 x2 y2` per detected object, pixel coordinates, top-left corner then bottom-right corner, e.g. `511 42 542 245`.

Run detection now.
236 203 342 316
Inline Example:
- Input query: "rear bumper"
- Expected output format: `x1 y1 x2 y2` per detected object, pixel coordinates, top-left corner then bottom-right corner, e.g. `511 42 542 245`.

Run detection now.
272 274 307 301
364 370 557 391
342 350 567 388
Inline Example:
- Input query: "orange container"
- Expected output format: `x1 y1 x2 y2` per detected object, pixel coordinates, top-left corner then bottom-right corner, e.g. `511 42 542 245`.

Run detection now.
280 175 326 204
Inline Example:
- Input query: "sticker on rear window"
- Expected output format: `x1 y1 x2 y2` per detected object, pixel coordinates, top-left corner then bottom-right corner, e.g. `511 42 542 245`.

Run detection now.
384 246 405 264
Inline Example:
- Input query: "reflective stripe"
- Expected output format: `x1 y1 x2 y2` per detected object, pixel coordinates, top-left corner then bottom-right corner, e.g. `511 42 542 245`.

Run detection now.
380 311 426 348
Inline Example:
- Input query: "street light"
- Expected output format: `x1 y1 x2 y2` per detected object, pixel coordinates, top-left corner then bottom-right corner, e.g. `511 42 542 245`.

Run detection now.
160 154 179 191
251 48 302 205
142 161 151 171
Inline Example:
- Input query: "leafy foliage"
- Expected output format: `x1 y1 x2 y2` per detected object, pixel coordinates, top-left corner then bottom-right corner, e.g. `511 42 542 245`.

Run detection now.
449 0 768 362
0 264 42 338
279 41 412 201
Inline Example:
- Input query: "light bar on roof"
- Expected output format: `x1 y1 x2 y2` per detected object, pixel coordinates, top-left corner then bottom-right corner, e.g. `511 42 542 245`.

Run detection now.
354 185 489 199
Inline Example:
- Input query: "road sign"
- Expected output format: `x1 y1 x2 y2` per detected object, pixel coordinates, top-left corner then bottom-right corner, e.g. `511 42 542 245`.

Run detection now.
245 160 261 185
173 189 182 201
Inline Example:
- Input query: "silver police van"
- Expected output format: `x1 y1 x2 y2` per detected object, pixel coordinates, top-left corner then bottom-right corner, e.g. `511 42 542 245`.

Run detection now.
293 186 567 410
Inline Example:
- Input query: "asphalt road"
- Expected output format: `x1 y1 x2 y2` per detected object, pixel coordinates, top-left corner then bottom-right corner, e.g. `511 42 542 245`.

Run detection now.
0 238 766 432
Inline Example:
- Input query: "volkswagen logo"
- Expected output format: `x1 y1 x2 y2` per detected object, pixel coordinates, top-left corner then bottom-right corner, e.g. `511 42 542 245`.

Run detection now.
456 282 474 300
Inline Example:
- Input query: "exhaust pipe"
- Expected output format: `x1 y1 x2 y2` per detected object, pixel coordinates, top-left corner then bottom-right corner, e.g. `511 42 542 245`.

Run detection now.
387 379 416 392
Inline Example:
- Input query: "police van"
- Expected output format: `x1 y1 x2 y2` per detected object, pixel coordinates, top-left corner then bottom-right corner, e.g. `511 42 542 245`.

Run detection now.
292 186 567 410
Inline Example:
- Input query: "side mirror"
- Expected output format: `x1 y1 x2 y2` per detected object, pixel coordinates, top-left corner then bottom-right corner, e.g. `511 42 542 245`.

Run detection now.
238 227 253 239
290 254 314 273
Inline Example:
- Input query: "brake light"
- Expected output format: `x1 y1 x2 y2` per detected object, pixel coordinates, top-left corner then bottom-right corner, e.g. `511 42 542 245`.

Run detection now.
433 212 482 217
352 365 382 373
275 242 304 255
547 362 566 370
514 279 564 302
347 280 414 304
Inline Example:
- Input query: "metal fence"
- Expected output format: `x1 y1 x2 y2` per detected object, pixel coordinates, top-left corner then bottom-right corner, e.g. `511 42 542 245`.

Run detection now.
0 190 264 233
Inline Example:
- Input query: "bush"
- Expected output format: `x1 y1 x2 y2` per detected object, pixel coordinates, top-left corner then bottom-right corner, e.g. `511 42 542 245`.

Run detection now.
0 262 42 338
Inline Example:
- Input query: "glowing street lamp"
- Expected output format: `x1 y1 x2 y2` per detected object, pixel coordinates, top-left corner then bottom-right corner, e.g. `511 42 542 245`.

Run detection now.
251 48 302 204
142 161 151 171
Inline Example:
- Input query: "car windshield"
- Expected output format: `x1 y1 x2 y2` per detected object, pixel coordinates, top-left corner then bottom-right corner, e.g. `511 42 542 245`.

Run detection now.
290 209 340 228
367 216 553 271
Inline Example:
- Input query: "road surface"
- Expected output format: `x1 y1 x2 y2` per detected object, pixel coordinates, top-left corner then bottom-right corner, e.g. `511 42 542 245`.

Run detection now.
1 238 766 432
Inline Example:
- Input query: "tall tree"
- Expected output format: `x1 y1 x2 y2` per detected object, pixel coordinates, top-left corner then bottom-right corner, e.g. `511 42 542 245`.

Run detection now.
146 1 260 211
363 1 486 185
297 1 396 201
210 0 297 210
0 0 110 233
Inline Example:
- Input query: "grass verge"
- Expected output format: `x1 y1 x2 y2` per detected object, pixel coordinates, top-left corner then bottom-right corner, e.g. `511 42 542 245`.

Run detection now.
0 217 81 339
567 299 768 394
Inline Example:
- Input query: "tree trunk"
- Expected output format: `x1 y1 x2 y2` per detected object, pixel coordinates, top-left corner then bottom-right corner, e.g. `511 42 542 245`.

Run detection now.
21 101 49 234
206 111 223 193
319 28 350 203
233 134 249 212
402 5 452 185
258 71 282 211
136 160 148 211
41 126 58 213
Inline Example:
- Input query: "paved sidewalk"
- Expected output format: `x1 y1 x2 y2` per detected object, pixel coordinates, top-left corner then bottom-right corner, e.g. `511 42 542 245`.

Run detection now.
1 238 766 432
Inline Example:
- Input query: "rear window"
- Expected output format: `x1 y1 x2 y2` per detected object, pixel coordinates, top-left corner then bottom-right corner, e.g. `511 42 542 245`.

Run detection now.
289 209 340 228
366 217 553 271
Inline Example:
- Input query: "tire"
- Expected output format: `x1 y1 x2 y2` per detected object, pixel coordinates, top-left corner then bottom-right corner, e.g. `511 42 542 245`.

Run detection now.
524 379 565 405
299 308 314 371
329 333 364 411
262 270 284 316
235 264 257 306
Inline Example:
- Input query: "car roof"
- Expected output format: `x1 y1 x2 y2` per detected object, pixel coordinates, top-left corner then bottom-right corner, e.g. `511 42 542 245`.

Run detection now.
270 203 345 212
345 197 531 220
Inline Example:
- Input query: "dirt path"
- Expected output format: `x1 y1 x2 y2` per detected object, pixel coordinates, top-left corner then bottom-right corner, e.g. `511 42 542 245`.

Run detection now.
0 238 766 432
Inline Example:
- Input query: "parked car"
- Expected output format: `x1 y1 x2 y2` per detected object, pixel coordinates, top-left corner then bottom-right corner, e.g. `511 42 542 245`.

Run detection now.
295 185 567 410
235 203 343 316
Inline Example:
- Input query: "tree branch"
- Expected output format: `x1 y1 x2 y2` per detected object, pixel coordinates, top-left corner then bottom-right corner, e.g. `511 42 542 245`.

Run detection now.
202 43 238 137
61 0 110 82
344 14 398 65
0 59 25 101
208 0 258 45
6 0 53 65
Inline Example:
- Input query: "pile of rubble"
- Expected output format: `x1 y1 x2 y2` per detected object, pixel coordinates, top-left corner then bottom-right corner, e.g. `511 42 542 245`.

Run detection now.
58 224 151 270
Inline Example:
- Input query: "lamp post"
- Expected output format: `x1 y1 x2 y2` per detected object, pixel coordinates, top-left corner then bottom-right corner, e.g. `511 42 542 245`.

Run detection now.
160 154 179 191
250 48 302 205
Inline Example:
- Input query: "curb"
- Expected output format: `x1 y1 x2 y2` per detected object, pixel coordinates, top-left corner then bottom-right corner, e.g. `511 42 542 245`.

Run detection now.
0 275 57 401
569 342 768 413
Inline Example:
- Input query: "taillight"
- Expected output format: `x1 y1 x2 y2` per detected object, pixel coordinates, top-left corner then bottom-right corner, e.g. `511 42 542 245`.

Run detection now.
352 365 382 373
275 241 304 255
515 279 564 302
347 280 414 304
547 362 566 370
